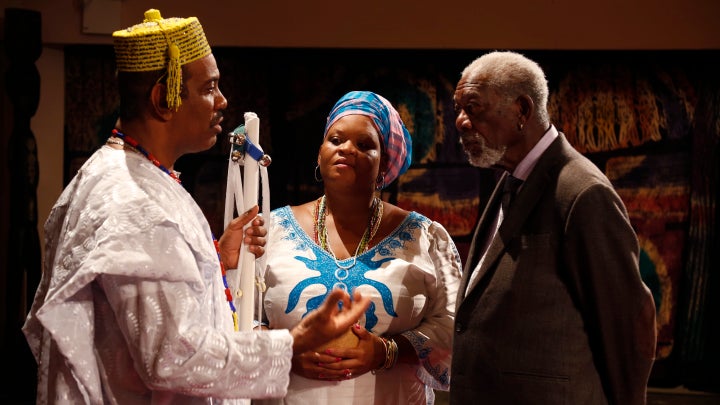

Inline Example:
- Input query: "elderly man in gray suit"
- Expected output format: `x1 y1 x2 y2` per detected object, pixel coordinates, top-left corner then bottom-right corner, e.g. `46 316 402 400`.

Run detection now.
450 51 656 404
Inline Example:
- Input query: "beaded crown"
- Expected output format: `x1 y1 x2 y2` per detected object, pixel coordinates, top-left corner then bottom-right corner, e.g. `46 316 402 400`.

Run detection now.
112 9 211 110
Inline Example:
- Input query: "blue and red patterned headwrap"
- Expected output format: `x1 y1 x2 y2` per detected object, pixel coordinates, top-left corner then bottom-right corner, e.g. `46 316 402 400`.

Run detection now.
324 91 413 188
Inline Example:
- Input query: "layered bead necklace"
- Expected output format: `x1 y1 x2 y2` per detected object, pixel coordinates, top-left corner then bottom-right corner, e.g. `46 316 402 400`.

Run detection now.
109 129 240 331
314 195 383 274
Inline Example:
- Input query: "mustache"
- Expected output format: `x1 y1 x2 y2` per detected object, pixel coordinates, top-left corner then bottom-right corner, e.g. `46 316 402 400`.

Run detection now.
211 111 224 126
459 131 481 144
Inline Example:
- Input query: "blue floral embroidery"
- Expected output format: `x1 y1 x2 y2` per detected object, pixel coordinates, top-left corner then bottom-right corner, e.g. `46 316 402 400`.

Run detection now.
287 244 396 331
277 213 313 252
404 330 449 387
276 208 430 332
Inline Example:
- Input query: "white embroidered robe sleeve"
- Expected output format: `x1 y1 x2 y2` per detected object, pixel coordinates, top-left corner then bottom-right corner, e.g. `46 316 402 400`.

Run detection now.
399 220 461 391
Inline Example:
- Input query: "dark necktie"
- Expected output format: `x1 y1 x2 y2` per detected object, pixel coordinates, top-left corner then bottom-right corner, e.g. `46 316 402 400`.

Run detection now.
501 175 523 213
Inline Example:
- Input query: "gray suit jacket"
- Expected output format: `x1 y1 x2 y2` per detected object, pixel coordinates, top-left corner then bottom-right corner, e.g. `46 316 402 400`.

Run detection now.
450 134 656 404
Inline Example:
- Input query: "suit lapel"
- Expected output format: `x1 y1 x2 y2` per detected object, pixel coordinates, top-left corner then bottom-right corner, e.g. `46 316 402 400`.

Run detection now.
458 172 508 299
461 135 569 301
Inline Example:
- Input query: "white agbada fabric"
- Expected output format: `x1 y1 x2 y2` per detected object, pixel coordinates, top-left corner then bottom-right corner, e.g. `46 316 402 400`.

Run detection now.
256 206 461 405
22 145 293 404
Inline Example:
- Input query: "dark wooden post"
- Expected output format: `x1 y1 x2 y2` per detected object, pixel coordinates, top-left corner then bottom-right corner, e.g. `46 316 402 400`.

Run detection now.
3 7 42 402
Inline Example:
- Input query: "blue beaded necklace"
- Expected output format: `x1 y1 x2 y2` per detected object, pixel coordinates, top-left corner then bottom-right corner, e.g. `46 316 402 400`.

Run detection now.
111 129 240 331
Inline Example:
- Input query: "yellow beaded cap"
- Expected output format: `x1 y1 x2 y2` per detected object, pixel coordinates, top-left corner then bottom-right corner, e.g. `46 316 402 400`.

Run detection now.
112 9 211 110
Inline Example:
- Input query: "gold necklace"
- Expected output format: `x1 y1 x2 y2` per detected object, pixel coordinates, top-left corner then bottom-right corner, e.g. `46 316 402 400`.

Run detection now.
314 195 383 269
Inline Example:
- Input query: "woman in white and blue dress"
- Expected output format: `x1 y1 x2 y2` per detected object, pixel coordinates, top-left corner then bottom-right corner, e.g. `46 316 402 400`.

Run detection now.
257 91 462 405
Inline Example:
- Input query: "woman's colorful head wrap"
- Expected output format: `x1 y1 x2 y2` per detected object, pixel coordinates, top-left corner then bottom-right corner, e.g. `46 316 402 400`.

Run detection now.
324 91 413 188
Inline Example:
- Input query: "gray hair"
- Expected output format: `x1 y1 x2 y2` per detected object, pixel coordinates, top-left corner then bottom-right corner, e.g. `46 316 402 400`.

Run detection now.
461 51 550 125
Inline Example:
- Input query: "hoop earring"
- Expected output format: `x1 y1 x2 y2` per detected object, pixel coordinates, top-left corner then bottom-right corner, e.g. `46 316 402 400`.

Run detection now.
314 164 322 182
375 173 385 191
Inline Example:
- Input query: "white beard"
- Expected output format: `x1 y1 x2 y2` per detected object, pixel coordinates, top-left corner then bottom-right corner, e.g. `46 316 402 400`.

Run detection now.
460 132 507 168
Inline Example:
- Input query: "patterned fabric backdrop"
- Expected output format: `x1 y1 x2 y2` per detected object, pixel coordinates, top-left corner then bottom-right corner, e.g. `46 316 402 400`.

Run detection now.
605 153 690 360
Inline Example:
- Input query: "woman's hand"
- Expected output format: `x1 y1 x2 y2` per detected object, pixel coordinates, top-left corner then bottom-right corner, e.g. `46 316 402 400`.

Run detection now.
297 323 387 380
291 350 345 380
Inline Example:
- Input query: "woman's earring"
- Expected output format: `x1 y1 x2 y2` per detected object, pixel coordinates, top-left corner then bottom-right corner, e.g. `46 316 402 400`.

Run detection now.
314 164 322 182
375 173 385 191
